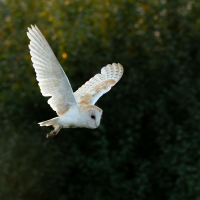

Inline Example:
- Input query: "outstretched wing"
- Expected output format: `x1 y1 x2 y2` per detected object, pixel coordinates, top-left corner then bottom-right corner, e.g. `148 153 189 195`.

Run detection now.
27 25 77 116
74 63 123 105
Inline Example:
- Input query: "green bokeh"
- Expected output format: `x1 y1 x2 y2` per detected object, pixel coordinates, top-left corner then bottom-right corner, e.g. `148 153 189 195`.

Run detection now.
1 0 200 199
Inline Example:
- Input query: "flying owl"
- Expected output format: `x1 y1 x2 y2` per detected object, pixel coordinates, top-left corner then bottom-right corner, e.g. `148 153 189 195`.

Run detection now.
27 25 124 138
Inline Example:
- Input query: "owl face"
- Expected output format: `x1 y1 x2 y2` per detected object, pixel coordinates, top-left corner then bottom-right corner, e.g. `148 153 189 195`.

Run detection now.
86 109 102 129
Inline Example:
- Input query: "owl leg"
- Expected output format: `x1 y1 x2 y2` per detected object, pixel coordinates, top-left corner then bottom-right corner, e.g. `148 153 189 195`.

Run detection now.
46 126 62 138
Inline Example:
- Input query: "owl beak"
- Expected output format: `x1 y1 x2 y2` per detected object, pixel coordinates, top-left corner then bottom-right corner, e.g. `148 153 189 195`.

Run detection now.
95 121 98 128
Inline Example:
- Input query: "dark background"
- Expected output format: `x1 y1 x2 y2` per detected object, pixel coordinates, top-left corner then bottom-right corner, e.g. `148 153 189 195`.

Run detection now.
1 0 200 199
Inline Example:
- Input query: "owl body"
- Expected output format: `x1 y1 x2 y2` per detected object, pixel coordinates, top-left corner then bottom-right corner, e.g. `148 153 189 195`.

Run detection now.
39 104 102 132
59 104 102 129
58 105 83 128
27 25 123 138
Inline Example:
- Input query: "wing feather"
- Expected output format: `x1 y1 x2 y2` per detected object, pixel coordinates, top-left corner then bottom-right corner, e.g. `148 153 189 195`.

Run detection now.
27 25 77 115
74 63 123 105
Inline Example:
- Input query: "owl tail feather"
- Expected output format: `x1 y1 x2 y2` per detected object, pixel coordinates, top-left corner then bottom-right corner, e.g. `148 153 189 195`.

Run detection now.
38 117 59 127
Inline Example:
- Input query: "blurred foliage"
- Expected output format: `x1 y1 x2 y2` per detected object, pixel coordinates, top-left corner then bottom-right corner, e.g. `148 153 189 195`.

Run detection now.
1 0 200 199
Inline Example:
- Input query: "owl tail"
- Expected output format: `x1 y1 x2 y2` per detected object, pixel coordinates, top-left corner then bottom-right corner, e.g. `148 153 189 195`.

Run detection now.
38 117 59 127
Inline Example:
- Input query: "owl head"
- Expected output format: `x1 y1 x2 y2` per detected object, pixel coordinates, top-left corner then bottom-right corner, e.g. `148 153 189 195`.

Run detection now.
87 108 103 129
81 105 103 129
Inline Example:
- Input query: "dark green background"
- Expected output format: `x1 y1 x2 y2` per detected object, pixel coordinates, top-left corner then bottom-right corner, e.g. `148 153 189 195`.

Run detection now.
1 0 200 199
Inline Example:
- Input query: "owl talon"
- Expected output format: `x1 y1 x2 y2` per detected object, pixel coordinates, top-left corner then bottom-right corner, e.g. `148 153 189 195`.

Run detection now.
46 130 57 138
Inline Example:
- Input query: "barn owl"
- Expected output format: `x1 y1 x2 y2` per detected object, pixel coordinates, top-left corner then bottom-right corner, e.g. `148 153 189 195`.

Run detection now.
27 25 124 138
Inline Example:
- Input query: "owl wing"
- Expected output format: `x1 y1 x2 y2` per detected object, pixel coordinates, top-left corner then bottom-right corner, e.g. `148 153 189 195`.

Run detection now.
27 25 78 116
74 63 123 105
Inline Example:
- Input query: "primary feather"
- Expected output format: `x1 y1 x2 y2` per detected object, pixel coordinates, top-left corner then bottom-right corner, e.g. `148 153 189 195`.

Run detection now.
27 25 77 116
74 63 123 105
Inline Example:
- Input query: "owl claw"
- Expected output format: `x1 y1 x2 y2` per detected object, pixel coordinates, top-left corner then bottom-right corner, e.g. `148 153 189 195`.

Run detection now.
46 126 62 138
46 130 57 138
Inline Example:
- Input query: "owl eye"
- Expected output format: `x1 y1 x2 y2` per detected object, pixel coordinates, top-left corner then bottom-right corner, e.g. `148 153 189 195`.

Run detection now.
91 115 96 120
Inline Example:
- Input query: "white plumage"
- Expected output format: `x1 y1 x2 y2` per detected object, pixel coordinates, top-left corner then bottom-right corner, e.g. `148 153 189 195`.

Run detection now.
27 25 124 138
74 63 123 105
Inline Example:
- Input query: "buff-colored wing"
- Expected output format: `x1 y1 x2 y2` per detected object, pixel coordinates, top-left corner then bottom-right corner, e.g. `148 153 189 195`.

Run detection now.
74 63 123 105
27 25 77 116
